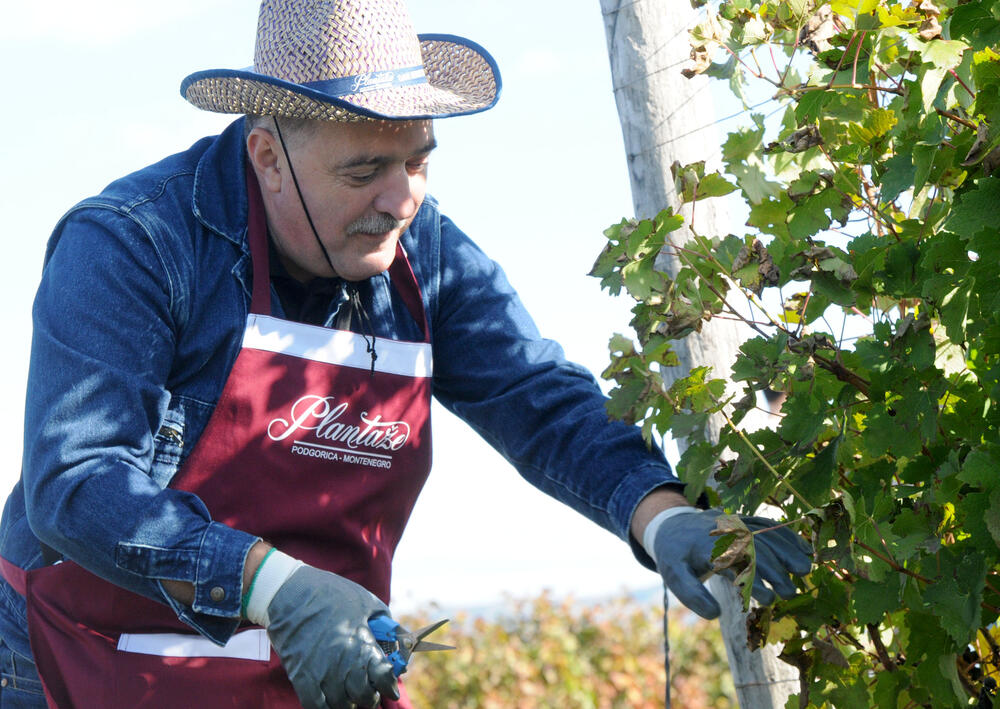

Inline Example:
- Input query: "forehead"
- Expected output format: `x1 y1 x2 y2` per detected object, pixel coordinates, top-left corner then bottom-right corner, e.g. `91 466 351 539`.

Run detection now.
305 119 435 162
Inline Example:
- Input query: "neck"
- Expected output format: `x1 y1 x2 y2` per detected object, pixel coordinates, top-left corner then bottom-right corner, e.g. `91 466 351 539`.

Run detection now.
267 221 326 283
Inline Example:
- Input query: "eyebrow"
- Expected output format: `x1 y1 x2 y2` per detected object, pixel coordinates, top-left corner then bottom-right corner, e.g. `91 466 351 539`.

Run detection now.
337 138 438 170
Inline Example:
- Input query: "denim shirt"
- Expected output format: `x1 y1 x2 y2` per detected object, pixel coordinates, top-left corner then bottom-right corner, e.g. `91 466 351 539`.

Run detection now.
0 118 678 659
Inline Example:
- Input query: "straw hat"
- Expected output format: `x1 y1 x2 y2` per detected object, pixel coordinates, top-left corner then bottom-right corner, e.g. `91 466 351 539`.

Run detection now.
181 0 501 121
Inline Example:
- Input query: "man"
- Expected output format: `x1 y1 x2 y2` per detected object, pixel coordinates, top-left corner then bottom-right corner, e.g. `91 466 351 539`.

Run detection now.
0 0 810 707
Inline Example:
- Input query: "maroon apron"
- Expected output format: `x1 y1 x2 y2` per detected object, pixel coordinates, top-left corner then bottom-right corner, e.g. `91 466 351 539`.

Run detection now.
2 166 432 708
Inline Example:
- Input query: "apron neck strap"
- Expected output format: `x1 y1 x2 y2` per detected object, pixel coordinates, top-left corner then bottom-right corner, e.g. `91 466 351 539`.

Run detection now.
387 242 429 341
246 162 272 316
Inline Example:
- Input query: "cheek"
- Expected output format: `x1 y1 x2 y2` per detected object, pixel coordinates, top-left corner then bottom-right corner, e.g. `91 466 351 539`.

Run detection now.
411 176 428 204
316 205 355 240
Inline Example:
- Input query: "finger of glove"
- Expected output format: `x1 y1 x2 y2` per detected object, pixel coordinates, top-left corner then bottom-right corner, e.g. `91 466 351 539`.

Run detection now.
741 519 812 575
317 666 358 709
287 672 328 709
340 664 380 708
366 652 400 701
748 573 777 607
662 566 720 619
654 520 717 580
758 531 812 576
354 620 399 699
754 543 799 599
266 629 329 709
320 689 356 709
748 520 810 555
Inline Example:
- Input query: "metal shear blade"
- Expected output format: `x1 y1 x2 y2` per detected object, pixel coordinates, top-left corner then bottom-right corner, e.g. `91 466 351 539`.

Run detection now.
398 618 455 661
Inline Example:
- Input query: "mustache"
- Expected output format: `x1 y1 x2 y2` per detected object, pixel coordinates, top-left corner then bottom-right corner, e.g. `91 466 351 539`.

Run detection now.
346 213 407 235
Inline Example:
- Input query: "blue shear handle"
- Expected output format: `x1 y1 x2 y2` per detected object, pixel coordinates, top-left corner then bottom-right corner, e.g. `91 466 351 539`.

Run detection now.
368 613 400 641
368 615 409 676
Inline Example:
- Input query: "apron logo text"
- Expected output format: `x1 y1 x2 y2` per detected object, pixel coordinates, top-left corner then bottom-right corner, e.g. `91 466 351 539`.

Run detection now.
267 395 411 455
289 444 393 469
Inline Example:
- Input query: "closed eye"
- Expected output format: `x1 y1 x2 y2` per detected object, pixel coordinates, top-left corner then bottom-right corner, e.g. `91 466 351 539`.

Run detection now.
407 159 430 175
347 170 379 184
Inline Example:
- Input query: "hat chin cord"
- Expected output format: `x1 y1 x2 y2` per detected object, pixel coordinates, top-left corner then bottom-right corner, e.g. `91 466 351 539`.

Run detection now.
271 118 378 374
271 118 340 278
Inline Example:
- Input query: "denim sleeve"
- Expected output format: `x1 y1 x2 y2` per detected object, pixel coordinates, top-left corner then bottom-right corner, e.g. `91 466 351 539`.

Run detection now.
22 208 258 645
428 213 682 559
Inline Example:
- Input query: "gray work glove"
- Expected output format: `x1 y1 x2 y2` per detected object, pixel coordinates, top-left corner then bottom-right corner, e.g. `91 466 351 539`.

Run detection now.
649 508 811 619
265 565 399 709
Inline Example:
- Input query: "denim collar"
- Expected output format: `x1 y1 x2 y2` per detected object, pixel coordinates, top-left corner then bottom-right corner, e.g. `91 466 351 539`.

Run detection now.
191 118 251 253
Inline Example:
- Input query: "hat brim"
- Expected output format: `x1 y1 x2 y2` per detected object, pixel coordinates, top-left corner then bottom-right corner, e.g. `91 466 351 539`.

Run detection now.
180 34 501 121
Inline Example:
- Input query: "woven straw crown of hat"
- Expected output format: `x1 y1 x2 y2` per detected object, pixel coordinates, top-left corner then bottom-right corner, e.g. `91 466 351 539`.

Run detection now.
181 0 500 121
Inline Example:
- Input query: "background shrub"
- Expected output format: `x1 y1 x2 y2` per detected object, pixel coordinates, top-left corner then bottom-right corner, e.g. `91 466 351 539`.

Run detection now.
400 590 733 708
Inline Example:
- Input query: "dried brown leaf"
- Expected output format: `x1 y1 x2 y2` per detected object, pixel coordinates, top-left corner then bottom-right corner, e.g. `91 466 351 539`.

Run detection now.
800 5 836 54
918 16 942 41
916 0 941 16
709 514 753 574
683 45 712 78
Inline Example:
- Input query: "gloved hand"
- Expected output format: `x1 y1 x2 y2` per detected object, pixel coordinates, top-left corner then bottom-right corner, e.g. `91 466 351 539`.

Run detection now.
647 508 811 619
260 563 399 709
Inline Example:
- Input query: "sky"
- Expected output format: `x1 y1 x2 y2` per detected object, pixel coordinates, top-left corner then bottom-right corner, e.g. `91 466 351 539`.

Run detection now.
0 1 714 612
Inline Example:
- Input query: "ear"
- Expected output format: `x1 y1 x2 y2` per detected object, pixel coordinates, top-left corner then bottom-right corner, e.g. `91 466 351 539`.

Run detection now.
246 126 283 193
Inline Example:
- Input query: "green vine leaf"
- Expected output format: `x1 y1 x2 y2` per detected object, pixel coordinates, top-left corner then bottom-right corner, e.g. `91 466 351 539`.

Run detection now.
945 177 1000 237
919 40 970 112
592 1 1000 703
951 1 1000 51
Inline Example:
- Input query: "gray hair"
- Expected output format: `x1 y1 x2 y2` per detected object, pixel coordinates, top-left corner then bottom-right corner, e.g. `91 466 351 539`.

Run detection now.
243 115 319 148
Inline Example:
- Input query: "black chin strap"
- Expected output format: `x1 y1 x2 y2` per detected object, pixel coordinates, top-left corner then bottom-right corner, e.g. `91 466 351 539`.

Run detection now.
272 118 339 277
271 117 378 375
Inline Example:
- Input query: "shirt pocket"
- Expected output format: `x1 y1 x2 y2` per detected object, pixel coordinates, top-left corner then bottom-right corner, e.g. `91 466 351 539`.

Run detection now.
0 638 45 702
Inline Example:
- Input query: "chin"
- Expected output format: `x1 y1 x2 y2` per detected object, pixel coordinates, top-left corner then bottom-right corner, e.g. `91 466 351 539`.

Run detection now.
340 249 398 282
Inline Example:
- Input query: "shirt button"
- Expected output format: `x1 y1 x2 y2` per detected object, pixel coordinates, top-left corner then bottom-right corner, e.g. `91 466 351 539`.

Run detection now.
210 586 226 603
1 677 8 687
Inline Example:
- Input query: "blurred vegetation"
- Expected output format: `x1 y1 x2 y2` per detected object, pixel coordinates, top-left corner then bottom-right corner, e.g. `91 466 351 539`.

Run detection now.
399 590 734 708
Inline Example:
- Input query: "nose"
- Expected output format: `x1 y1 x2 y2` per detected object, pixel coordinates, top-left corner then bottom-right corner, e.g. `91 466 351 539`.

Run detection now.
373 167 423 222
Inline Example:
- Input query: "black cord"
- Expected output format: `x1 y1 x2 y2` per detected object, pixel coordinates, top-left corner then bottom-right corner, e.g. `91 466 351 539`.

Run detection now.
272 118 339 277
348 286 379 376
271 118 378 375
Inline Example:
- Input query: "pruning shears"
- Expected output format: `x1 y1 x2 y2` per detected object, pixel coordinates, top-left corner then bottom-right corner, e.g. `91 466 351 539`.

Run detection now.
368 615 454 677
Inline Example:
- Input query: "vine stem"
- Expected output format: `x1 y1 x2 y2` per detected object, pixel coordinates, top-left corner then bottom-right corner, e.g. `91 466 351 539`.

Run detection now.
917 186 942 245
873 57 904 92
812 352 871 398
739 282 790 332
778 18 803 91
829 625 866 652
826 30 857 89
665 235 873 400
786 83 903 96
664 238 781 341
718 407 814 509
950 68 976 98
851 30 866 88
867 623 897 671
794 291 812 338
661 224 794 342
720 43 776 85
749 46 764 79
816 142 899 239
853 539 933 584
937 108 977 130
768 44 782 82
